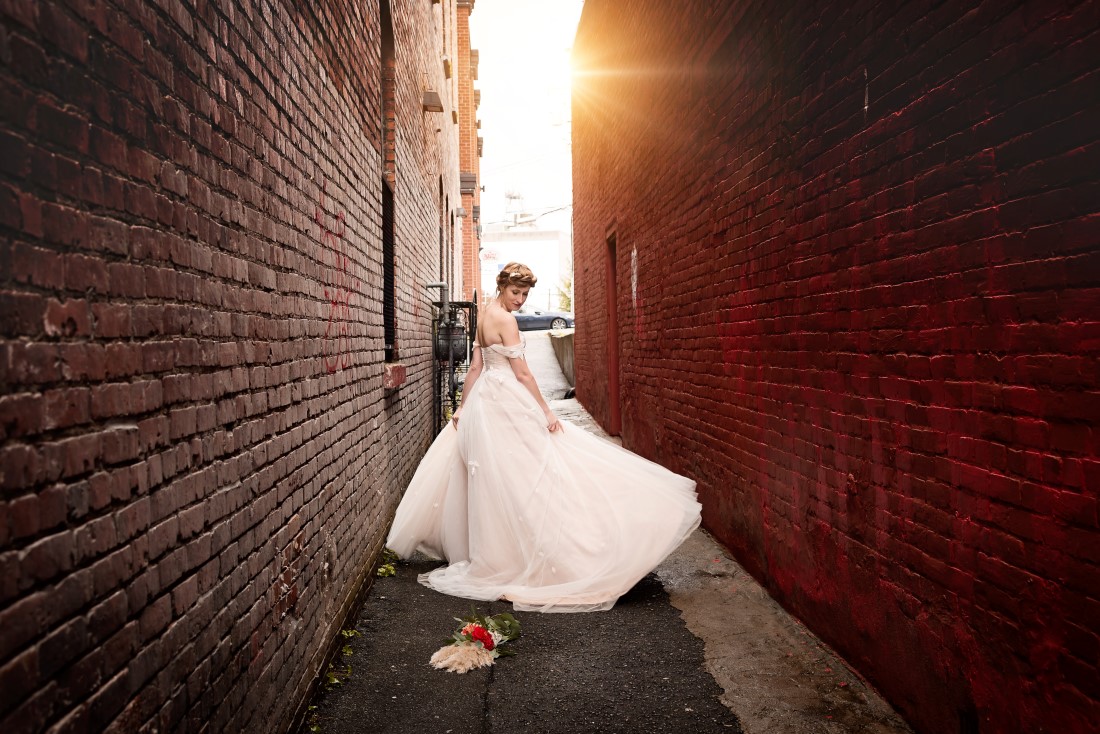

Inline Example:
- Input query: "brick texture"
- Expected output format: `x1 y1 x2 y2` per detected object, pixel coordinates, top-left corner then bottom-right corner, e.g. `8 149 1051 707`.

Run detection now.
0 0 467 732
457 0 482 303
572 2 1099 733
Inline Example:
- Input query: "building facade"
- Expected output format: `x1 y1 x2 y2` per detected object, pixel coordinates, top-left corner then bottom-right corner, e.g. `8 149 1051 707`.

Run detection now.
572 2 1098 733
457 0 483 302
0 0 474 731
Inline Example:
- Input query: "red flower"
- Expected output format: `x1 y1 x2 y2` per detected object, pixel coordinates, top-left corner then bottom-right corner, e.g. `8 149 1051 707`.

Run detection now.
462 623 495 651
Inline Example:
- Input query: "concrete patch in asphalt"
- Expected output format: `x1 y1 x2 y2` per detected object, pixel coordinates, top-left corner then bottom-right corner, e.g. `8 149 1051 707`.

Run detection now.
657 532 913 734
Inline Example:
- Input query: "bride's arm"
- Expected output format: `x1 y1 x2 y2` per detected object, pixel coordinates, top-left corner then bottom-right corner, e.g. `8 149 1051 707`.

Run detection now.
451 342 483 427
502 320 562 433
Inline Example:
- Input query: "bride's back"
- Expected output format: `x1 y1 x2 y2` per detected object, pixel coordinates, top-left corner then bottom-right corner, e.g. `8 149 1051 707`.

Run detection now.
477 300 515 348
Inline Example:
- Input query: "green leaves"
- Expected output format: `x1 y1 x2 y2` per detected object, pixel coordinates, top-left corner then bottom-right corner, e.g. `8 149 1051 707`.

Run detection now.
376 547 401 577
487 612 521 642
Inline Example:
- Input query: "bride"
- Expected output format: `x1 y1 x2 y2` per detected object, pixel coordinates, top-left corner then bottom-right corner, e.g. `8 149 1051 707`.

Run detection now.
386 263 701 612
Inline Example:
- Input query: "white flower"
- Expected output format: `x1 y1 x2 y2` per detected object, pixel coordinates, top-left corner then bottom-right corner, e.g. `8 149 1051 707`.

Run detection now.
429 644 494 673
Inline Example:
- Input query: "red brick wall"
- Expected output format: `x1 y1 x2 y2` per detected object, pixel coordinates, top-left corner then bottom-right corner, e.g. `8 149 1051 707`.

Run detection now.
0 0 464 731
457 0 482 303
572 2 1099 732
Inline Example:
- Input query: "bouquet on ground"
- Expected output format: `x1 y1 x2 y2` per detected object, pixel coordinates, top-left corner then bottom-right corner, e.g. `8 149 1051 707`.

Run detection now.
429 610 521 673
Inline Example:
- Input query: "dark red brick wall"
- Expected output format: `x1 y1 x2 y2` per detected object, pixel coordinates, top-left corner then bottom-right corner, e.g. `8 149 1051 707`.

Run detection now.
572 2 1099 732
0 0 464 731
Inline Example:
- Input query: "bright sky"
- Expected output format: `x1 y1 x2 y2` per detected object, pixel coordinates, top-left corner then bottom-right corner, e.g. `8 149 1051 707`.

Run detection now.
470 0 586 232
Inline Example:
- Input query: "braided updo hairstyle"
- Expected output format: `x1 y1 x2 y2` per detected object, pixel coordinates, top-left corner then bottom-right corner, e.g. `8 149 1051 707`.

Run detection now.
495 262 537 292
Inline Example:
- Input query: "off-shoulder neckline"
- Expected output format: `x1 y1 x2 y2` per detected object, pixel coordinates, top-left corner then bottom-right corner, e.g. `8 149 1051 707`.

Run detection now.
475 334 526 351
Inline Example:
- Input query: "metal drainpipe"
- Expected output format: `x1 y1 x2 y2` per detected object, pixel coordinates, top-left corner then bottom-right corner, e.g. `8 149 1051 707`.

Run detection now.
425 281 450 322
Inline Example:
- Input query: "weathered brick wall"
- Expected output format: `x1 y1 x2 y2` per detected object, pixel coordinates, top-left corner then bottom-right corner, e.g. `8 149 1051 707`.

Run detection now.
572 2 1098 732
457 0 482 303
0 0 463 731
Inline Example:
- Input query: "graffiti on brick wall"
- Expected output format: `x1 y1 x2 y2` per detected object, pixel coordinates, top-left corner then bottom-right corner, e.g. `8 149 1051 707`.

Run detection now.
631 247 646 342
274 529 304 624
316 183 357 372
630 247 638 308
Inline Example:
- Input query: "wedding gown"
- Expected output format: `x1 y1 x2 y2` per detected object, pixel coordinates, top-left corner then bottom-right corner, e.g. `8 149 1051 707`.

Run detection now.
386 335 702 612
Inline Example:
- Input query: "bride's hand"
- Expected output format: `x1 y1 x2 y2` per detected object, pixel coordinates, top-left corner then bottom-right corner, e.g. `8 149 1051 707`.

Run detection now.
451 408 462 428
544 409 562 433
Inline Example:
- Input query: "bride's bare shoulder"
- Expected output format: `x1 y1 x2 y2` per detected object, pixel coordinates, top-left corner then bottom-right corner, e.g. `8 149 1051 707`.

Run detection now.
484 304 516 326
479 303 514 345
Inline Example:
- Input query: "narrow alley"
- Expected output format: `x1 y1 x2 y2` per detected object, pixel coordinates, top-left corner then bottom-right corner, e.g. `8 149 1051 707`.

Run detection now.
300 332 912 734
0 1 1096 733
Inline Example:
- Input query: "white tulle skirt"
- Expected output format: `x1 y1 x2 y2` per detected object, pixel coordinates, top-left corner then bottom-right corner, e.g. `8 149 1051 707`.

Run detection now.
386 367 701 613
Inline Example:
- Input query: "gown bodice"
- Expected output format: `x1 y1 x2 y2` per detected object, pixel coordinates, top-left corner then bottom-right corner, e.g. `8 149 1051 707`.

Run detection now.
479 335 525 371
387 329 701 613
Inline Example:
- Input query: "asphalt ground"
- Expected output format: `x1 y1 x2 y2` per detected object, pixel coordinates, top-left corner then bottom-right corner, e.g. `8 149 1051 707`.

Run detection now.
305 559 742 734
299 331 912 734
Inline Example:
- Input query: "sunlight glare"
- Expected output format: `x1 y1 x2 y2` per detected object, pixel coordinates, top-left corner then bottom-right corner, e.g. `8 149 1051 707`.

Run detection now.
470 0 585 224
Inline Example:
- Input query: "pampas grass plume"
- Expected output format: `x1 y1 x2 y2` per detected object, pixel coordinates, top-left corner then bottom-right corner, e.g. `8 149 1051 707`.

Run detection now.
429 644 494 673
